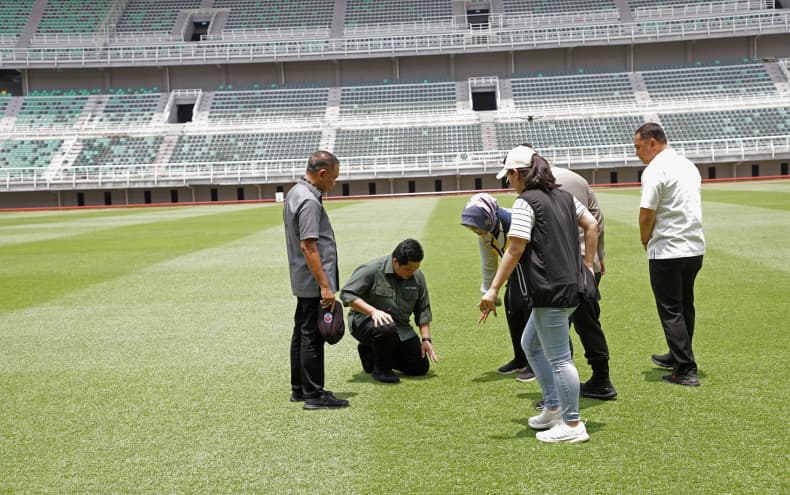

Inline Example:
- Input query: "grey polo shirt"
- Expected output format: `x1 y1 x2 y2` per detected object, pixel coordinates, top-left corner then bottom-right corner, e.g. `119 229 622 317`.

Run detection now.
283 177 339 298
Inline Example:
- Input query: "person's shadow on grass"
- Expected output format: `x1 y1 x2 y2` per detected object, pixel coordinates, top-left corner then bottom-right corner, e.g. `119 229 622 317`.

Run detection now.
347 370 439 384
471 370 519 383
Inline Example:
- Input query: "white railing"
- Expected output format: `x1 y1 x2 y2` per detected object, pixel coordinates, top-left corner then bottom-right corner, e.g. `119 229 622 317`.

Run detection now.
203 26 331 42
779 58 790 82
3 11 789 69
0 34 19 46
633 0 773 19
2 135 788 191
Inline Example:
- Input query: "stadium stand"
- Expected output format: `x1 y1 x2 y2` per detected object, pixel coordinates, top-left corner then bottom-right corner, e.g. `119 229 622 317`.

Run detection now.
334 125 483 156
0 0 35 37
90 93 164 128
503 0 619 15
36 0 114 34
344 0 454 27
642 63 780 103
0 139 62 170
496 116 646 150
510 73 637 113
116 0 201 33
168 131 323 163
338 82 457 120
659 106 790 141
207 87 329 123
71 136 164 169
13 96 88 128
215 0 335 30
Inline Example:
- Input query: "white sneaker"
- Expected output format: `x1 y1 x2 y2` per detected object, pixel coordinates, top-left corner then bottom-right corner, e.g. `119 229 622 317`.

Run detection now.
535 422 590 444
528 407 562 430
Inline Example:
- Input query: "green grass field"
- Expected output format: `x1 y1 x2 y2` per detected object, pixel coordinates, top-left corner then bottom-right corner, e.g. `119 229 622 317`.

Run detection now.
1 181 788 494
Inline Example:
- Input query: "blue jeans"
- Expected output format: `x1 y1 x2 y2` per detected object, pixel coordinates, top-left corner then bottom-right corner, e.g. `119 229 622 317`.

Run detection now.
522 306 580 423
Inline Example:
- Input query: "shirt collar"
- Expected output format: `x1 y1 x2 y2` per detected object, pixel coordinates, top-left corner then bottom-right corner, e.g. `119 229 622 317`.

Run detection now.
298 176 323 201
382 256 395 275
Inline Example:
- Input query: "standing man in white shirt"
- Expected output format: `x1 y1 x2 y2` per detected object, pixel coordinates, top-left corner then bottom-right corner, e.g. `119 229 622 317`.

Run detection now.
635 123 706 387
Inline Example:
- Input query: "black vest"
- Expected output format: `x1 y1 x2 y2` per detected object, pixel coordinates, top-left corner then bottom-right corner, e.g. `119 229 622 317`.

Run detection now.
517 188 591 308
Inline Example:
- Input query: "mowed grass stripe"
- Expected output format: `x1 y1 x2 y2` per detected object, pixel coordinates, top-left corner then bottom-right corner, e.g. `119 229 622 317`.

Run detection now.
0 204 284 314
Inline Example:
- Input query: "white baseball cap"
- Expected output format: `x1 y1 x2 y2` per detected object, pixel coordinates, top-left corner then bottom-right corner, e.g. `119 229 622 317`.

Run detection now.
495 145 537 180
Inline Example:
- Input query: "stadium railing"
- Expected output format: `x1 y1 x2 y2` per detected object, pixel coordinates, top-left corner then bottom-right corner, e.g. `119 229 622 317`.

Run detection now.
3 11 789 69
3 135 788 192
632 0 774 19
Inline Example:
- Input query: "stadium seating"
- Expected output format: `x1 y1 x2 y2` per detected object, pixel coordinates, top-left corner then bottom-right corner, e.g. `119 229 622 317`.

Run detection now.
334 125 483 156
0 139 63 170
71 136 163 169
496 116 645 150
36 0 114 34
503 0 619 15
91 93 163 127
338 82 457 119
642 64 779 102
344 0 454 27
511 73 637 112
14 96 88 128
215 0 335 30
168 131 322 163
0 0 35 36
207 88 329 123
116 0 200 33
659 107 790 141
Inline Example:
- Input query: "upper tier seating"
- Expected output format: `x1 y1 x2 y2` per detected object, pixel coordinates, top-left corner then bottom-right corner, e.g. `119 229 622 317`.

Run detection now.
169 131 322 163
629 0 766 11
642 64 779 102
14 96 88 128
496 115 645 149
503 0 619 15
36 0 113 34
215 0 335 30
207 88 329 122
116 0 200 33
345 0 453 27
72 136 163 169
339 82 457 119
511 73 636 111
334 125 483 156
659 107 790 141
0 139 62 169
0 0 35 36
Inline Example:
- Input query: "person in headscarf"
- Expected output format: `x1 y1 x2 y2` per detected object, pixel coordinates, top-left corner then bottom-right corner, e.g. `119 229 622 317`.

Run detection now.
461 192 536 383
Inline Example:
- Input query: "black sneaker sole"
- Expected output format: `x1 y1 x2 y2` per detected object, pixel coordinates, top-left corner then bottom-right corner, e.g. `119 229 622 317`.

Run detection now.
582 390 618 400
303 402 349 410
651 355 675 369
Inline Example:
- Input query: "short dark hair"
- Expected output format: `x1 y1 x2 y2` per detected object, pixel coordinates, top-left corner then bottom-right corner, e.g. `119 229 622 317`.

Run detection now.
635 123 668 144
392 238 424 265
522 153 557 193
306 150 338 174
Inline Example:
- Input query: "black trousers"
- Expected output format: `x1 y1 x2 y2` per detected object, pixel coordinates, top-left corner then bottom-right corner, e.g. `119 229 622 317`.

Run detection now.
649 255 703 375
290 297 325 398
352 319 429 376
507 273 611 369
569 273 610 365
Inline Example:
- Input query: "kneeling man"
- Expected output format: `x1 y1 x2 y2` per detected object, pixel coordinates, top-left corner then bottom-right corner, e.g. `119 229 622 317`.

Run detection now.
340 239 439 383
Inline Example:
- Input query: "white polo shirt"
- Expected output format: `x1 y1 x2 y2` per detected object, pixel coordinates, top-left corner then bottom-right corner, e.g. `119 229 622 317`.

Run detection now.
640 148 706 260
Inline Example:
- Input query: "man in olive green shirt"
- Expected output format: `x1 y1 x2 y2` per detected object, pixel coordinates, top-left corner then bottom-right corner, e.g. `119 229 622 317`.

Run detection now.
340 239 439 383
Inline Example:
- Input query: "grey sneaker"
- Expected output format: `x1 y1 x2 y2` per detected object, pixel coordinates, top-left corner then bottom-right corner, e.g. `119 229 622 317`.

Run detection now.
528 406 562 430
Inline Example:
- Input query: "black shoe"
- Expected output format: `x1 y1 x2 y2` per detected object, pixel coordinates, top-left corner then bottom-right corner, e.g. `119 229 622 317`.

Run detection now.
534 400 545 411
662 373 700 387
290 390 304 402
303 391 350 410
581 379 618 400
358 344 375 373
515 368 536 382
372 368 400 383
497 360 529 374
651 353 675 369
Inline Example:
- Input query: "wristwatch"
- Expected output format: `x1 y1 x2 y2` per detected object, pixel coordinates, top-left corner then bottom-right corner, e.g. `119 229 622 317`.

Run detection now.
421 337 432 343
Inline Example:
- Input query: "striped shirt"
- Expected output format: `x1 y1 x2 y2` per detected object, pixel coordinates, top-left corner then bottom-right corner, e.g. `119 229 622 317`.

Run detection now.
509 196 589 241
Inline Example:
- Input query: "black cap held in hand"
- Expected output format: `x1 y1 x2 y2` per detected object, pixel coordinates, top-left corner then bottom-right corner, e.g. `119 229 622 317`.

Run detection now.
317 303 345 345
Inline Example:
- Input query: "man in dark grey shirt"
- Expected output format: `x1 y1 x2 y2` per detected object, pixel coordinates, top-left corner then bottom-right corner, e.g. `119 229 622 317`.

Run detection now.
283 150 348 410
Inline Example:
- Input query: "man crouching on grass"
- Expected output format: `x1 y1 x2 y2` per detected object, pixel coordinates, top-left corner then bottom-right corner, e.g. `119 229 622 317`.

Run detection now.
340 239 439 383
